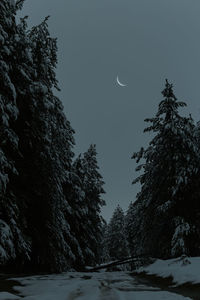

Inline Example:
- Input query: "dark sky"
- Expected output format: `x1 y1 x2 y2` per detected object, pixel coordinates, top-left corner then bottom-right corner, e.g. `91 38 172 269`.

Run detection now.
18 0 200 221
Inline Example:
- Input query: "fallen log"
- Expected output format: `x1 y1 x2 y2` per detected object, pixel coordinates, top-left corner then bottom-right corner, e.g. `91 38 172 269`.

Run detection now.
85 255 155 272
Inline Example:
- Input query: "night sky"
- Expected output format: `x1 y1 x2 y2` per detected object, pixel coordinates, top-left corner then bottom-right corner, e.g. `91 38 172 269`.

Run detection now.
18 0 200 220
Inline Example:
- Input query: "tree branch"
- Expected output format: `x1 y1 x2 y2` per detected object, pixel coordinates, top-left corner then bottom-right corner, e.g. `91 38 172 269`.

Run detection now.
16 0 25 10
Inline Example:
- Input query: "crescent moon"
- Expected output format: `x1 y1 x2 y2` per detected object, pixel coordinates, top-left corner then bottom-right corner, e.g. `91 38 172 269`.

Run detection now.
116 76 127 87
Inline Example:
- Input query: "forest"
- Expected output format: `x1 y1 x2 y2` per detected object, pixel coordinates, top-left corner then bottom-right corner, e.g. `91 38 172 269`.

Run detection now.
1 0 200 275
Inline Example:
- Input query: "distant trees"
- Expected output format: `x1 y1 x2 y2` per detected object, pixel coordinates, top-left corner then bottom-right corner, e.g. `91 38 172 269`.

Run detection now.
99 222 110 263
103 81 200 263
0 1 105 272
64 145 105 269
108 205 129 260
128 80 200 258
81 145 106 265
101 205 129 262
125 202 138 256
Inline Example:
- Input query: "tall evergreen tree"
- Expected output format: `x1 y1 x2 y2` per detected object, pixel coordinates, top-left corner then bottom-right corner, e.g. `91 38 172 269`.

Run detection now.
107 205 129 260
16 16 77 272
0 1 107 272
99 221 110 263
81 145 105 265
0 3 77 272
65 146 106 267
0 0 31 269
125 202 136 256
131 80 200 258
62 154 87 270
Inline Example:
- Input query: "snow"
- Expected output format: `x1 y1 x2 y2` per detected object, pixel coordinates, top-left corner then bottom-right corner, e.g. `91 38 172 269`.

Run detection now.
0 271 190 299
117 291 189 300
171 219 190 256
0 292 20 300
136 256 200 286
0 34 4 44
0 220 15 263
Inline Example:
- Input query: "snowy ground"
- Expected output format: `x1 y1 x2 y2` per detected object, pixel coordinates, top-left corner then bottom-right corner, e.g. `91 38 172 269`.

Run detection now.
136 256 200 286
0 271 191 300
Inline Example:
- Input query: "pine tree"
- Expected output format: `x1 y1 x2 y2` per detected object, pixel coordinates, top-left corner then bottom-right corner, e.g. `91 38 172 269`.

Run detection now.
81 145 105 265
64 146 106 267
125 202 136 256
62 155 87 269
1 9 77 271
99 222 110 263
16 16 77 272
0 0 31 269
131 80 200 257
107 205 129 260
0 1 107 272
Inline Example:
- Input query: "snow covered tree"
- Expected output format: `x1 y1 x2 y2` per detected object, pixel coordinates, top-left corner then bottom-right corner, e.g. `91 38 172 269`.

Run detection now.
125 202 137 256
106 205 129 260
81 145 105 265
64 146 106 267
0 1 107 272
99 222 111 263
62 155 87 270
15 16 78 272
131 80 200 258
0 0 32 270
1 8 77 271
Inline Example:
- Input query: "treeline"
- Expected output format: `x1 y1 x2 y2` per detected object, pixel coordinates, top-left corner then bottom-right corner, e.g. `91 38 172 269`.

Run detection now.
0 0 105 273
100 205 129 263
102 80 200 263
2 0 200 273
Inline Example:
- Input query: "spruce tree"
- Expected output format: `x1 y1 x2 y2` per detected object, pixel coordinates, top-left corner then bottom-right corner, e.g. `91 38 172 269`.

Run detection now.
0 0 31 269
62 155 87 269
107 205 129 260
99 222 110 263
81 145 105 265
131 80 199 257
64 146 106 267
125 202 136 256
1 8 77 271
17 16 77 272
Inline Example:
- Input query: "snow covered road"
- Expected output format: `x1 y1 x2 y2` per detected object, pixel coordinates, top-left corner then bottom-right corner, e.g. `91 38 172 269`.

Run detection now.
0 272 191 300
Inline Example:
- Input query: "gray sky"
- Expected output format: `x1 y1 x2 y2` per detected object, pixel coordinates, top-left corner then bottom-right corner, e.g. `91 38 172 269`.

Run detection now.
18 0 200 221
